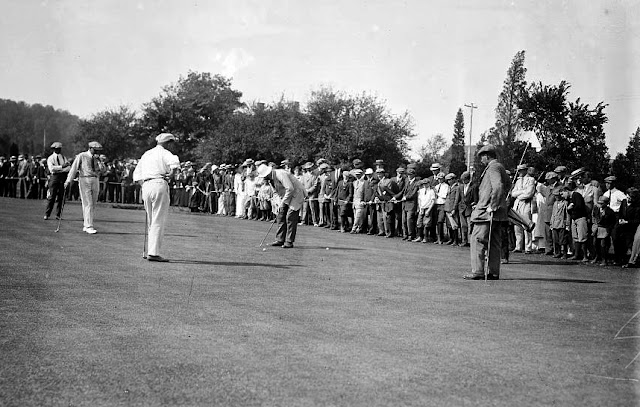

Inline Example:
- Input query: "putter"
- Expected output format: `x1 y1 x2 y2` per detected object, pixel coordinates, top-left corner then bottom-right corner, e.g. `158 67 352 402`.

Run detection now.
143 210 148 259
485 212 494 282
54 185 68 233
259 219 277 247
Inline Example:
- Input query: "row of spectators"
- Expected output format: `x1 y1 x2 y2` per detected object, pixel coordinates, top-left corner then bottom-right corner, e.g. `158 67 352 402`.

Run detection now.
3 151 640 268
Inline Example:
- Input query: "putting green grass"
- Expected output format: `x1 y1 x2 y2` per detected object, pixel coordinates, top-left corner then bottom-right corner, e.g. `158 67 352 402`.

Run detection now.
1 197 639 406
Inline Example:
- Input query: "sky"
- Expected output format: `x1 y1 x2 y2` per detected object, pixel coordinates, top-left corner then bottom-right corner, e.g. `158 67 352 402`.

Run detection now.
2 0 639 158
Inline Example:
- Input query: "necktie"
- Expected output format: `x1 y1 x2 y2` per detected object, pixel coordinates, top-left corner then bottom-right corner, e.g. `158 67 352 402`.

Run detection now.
56 155 61 165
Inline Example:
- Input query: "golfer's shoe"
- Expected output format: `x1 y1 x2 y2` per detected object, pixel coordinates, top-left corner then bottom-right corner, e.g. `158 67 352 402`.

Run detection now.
44 215 49 220
282 243 294 248
463 273 499 280
270 241 284 247
147 255 169 262
84 227 97 234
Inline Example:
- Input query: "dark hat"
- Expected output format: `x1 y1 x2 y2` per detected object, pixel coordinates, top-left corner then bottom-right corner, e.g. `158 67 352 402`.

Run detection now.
460 171 471 181
352 159 364 169
406 168 416 175
396 167 406 173
477 144 497 155
597 195 610 204
407 163 417 169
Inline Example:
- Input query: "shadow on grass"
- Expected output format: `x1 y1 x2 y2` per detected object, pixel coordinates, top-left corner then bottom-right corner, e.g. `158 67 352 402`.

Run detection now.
507 260 583 266
168 259 296 269
99 231 199 237
98 219 144 224
502 277 605 284
296 246 364 251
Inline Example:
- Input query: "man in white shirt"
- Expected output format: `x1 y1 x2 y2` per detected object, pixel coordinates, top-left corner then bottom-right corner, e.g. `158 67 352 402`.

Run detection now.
603 175 629 265
65 141 106 234
44 142 71 220
133 133 180 262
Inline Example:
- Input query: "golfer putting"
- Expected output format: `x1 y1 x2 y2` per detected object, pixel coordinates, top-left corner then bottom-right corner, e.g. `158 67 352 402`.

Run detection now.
256 163 306 249
464 144 510 281
133 133 181 262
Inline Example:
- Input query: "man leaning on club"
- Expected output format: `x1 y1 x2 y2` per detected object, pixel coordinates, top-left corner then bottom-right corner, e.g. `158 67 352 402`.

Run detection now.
133 133 181 262
464 144 511 281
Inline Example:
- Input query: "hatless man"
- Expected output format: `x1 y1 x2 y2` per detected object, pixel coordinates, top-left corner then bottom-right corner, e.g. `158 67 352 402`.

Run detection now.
258 163 306 248
464 144 511 280
44 142 71 220
603 175 629 265
65 141 106 234
133 133 180 262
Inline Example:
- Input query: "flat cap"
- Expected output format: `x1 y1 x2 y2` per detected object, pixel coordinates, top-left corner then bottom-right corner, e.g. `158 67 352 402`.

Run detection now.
155 133 176 143
436 172 445 179
430 163 441 171
10 156 16 160
303 161 314 170
445 173 456 180
604 176 616 183
374 159 385 166
351 168 363 176
257 164 272 178
88 141 103 149
352 159 364 169
316 158 327 166
477 144 497 155
396 167 406 173
460 171 471 181
281 159 291 166
406 168 416 175
545 171 559 180
554 165 567 173
516 164 528 171
50 142 63 148
365 168 374 175
319 163 330 172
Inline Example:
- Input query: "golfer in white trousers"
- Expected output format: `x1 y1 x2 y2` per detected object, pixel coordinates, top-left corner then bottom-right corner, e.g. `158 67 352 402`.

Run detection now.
65 141 106 234
133 133 180 262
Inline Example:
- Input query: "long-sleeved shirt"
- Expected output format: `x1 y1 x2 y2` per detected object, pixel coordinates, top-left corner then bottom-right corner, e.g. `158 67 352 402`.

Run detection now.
434 181 449 205
272 169 306 211
132 145 180 182
66 150 106 183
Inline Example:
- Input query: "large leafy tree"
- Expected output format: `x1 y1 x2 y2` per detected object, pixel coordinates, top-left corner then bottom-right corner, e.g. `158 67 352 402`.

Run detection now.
75 106 139 159
519 80 609 176
138 71 244 160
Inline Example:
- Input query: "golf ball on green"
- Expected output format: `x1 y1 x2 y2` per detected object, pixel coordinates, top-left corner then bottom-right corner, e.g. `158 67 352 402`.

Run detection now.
326 247 329 250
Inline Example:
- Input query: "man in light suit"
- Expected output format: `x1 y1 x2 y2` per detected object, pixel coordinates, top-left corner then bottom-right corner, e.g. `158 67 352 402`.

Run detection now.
464 144 511 280
258 163 306 248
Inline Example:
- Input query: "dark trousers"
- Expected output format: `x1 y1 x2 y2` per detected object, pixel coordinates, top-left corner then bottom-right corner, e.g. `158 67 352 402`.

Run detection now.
366 205 377 234
45 178 66 217
276 204 300 244
330 201 340 229
402 208 417 239
322 201 332 227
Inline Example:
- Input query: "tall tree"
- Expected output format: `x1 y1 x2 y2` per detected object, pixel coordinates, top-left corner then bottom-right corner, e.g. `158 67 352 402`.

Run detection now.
75 106 139 159
611 127 640 191
449 108 467 175
494 50 527 169
418 133 448 166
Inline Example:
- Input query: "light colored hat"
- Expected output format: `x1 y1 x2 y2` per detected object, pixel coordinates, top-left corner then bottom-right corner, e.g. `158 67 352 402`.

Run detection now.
352 159 364 169
155 133 176 143
18 154 24 159
436 172 445 179
257 164 273 178
375 168 385 173
281 159 291 166
254 160 266 167
407 168 416 175
351 168 363 176
319 163 330 172
604 175 616 183
374 159 385 166
316 158 327 166
445 173 456 180
570 167 586 178
210 165 219 171
10 156 16 160
477 144 497 155
516 164 528 171
50 142 62 148
430 163 441 171
365 168 374 175
242 158 255 167
545 171 558 180
303 161 314 170
88 141 103 149
554 165 567 173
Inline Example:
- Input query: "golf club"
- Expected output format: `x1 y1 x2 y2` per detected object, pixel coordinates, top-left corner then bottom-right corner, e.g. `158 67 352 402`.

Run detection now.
485 211 494 282
259 219 277 247
54 185 68 233
143 210 148 259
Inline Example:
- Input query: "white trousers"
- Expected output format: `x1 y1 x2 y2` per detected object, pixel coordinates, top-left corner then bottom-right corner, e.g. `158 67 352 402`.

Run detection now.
235 192 246 217
142 180 170 257
78 177 99 229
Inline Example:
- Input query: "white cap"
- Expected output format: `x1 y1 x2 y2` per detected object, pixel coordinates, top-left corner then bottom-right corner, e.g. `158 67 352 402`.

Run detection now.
156 133 176 143
257 163 273 178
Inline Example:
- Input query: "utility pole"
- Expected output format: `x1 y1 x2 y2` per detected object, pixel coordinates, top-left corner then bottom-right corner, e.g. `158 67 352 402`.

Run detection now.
464 103 477 171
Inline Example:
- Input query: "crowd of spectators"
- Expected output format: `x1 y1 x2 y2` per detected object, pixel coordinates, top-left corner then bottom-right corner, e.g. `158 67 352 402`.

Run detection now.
3 151 640 269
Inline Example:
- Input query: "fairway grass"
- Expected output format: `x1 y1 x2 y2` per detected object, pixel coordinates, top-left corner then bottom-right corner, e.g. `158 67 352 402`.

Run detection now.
1 198 639 406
